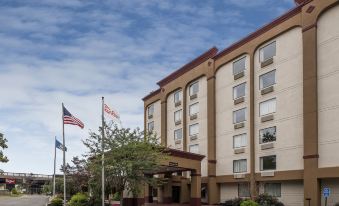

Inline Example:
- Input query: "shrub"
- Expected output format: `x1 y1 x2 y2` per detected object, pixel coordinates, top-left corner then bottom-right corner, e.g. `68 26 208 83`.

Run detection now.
50 197 63 206
222 197 244 206
11 188 19 195
112 192 121 201
255 193 284 206
241 200 259 206
68 193 89 206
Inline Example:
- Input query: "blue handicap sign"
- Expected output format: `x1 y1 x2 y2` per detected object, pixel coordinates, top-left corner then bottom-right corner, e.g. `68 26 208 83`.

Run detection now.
323 187 331 198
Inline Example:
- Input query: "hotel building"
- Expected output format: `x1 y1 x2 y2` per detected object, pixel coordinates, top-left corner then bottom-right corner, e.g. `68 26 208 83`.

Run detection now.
142 0 339 205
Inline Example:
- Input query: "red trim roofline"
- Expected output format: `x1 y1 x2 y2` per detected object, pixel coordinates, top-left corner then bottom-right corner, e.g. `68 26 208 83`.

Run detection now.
213 4 303 60
157 47 218 87
142 88 161 101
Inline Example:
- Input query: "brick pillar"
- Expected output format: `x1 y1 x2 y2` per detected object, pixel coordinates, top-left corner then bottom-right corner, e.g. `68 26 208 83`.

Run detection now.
163 174 172 203
190 171 201 206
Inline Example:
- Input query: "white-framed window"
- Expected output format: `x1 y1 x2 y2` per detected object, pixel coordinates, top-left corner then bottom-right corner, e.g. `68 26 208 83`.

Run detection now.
259 126 276 144
148 121 154 132
238 183 250 198
260 41 276 62
233 108 246 124
233 57 246 75
189 123 199 136
264 183 281 197
174 90 182 104
148 104 154 116
174 110 182 123
260 155 276 171
174 128 182 140
233 133 247 148
189 144 199 154
259 70 276 89
189 81 199 96
233 159 247 173
189 103 199 116
260 98 276 116
233 83 246 100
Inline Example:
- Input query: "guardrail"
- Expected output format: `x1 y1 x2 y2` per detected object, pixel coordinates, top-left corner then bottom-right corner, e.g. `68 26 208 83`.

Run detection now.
0 172 53 179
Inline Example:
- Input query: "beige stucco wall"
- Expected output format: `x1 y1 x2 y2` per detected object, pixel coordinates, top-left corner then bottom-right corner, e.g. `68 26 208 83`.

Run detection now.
219 183 238 202
254 27 304 172
216 55 251 176
258 181 304 206
186 76 208 177
147 100 161 142
317 4 339 168
321 179 339 206
167 90 183 150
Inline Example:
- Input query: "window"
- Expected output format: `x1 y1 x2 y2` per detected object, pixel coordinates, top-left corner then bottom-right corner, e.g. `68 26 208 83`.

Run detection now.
189 103 199 116
174 90 182 104
238 183 250 197
259 127 276 144
233 83 246 100
148 104 154 116
233 57 246 75
189 123 199 136
189 82 199 96
148 121 154 132
189 144 199 154
264 183 281 197
174 110 182 123
233 108 246 124
233 159 247 173
260 98 276 116
260 155 276 171
233 133 247 148
259 70 276 89
260 41 276 62
174 128 182 140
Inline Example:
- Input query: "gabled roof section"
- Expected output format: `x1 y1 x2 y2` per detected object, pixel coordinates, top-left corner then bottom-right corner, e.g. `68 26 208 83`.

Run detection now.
142 88 161 102
213 4 303 60
157 47 218 87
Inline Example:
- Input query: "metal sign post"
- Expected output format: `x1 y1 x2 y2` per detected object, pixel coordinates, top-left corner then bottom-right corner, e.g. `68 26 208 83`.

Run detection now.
323 187 331 206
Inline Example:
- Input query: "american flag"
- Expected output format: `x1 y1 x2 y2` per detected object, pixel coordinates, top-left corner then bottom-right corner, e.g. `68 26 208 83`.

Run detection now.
63 106 84 129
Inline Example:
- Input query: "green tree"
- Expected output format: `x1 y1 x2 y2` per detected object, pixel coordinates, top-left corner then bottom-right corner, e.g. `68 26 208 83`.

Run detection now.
83 124 167 206
0 133 9 163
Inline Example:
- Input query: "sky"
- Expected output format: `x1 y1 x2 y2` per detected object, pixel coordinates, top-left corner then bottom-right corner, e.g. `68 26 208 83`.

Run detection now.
0 0 296 174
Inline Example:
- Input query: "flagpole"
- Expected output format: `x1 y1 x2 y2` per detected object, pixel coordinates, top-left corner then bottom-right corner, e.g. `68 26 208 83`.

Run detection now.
101 97 105 206
53 136 57 197
62 103 66 206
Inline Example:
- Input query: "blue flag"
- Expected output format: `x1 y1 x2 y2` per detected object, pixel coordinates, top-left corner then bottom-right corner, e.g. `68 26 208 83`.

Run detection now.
56 139 67 152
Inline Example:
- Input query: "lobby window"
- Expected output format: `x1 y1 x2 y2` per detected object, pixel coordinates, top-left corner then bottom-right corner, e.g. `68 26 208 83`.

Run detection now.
233 57 246 75
238 183 250 198
189 123 199 136
233 108 246 124
259 127 276 144
174 90 182 104
189 81 199 96
189 103 199 116
189 144 199 154
148 104 154 118
264 183 281 197
260 155 276 171
260 41 276 62
233 133 247 148
260 98 276 116
233 159 247 173
174 128 182 140
174 110 182 123
259 70 276 89
147 121 154 132
233 82 246 100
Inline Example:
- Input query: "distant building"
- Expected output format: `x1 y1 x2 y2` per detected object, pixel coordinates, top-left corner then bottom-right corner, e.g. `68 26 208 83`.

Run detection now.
141 0 339 206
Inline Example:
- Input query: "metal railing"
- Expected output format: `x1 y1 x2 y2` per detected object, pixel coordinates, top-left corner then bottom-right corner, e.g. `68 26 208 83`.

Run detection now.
0 172 53 179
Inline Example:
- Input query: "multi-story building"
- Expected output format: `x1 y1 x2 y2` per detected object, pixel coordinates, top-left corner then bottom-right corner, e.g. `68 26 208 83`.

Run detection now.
142 0 339 205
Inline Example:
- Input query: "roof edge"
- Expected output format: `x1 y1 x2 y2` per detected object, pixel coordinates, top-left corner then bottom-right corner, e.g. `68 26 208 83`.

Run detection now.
157 47 218 87
142 88 161 102
213 4 303 60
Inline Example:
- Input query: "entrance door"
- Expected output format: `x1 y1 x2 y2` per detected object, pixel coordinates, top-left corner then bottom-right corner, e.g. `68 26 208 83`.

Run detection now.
172 186 180 203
